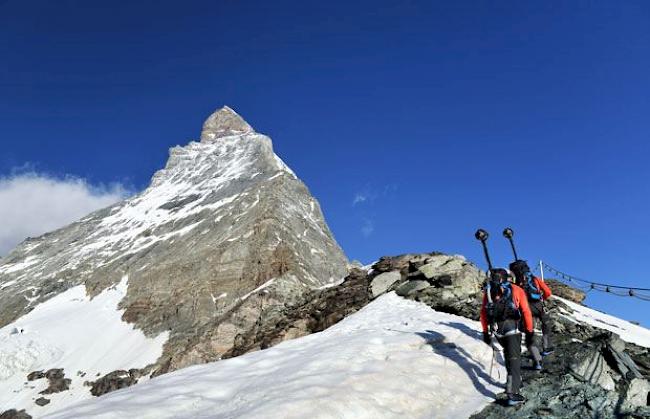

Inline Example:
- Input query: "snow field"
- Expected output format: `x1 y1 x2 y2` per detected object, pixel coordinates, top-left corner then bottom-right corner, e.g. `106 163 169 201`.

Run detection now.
556 296 650 348
48 293 506 419
0 277 169 417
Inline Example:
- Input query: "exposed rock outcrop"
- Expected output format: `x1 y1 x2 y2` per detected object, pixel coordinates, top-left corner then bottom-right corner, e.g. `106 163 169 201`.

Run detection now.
223 267 370 358
0 410 31 419
89 369 147 397
26 371 44 382
38 369 71 395
545 279 586 303
370 253 484 319
216 253 483 360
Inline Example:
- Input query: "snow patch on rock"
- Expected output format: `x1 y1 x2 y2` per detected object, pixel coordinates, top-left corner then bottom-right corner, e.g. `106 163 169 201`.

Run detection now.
557 296 650 348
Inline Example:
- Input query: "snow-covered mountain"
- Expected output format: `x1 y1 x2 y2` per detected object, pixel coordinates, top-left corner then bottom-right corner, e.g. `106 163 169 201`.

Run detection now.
0 106 348 416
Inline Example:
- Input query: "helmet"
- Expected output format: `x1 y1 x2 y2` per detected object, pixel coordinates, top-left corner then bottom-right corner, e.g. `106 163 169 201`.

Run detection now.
489 268 511 283
509 260 530 277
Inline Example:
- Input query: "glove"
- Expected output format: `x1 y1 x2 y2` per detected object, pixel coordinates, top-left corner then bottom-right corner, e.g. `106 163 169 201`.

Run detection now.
525 331 535 347
483 332 492 345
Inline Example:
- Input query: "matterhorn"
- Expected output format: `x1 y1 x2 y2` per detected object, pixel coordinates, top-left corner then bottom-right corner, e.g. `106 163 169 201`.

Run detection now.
0 107 348 416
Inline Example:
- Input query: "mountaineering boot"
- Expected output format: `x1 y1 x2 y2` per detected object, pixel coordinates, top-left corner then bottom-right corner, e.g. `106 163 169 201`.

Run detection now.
541 347 555 356
506 393 525 406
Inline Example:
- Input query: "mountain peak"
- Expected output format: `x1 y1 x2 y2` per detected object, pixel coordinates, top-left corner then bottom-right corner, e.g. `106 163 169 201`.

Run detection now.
200 106 254 142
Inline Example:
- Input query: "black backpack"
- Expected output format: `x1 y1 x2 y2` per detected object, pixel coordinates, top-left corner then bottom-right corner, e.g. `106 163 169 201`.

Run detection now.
523 272 542 301
485 281 521 326
509 260 542 301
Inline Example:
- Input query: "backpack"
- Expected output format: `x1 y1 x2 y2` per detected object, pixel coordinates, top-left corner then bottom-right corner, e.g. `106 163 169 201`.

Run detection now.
509 259 542 301
523 272 542 301
485 281 521 328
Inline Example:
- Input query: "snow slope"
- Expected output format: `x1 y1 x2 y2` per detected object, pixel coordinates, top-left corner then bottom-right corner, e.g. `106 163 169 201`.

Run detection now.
556 296 650 348
0 277 168 417
46 293 505 419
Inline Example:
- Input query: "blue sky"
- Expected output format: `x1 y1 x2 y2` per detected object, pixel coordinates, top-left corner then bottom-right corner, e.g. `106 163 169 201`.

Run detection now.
1 1 650 325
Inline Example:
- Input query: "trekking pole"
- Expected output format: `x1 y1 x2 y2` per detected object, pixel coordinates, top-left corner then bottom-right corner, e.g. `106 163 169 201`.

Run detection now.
489 343 501 381
502 227 519 261
489 344 495 378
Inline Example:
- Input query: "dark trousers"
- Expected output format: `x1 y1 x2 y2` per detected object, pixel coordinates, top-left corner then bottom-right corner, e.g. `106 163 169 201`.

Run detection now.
530 300 552 350
497 333 522 395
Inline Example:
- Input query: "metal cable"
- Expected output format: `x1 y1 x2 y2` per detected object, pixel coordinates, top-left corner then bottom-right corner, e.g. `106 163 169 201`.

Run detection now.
541 261 650 301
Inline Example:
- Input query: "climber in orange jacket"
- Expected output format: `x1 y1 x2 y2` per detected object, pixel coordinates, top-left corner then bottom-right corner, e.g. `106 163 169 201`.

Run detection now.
510 260 554 358
480 268 535 406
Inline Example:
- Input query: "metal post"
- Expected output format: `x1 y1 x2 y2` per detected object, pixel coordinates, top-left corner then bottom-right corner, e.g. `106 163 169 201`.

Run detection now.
540 260 544 281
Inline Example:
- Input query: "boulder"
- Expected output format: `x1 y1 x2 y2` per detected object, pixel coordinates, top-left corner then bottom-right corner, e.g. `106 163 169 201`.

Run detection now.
570 346 617 391
619 378 650 414
418 256 465 279
372 253 444 275
90 370 140 397
395 280 430 297
26 371 44 381
605 335 644 379
34 398 50 407
370 271 402 298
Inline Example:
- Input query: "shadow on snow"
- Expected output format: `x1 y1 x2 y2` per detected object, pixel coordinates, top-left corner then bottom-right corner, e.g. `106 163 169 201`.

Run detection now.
414 323 504 399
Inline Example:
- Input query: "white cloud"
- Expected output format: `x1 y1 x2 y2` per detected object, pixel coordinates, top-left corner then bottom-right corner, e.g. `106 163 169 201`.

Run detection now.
0 172 130 255
352 184 398 207
361 219 374 237
352 193 369 206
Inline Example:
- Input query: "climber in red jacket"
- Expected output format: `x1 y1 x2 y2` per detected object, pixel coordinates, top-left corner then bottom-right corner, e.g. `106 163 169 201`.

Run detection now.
510 260 554 358
480 268 535 406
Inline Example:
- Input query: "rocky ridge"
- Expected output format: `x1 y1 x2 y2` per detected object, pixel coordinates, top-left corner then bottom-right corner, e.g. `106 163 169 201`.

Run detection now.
367 254 650 418
210 251 650 418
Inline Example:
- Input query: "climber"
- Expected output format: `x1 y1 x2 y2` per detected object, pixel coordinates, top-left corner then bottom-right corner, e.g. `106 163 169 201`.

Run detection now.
510 259 554 358
481 267 535 406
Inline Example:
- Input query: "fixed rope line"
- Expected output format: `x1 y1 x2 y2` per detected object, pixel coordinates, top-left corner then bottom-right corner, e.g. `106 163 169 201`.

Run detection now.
542 261 650 302
543 262 650 291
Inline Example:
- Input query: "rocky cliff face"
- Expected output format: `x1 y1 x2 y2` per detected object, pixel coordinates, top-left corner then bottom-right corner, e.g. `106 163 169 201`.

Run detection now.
0 106 348 372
